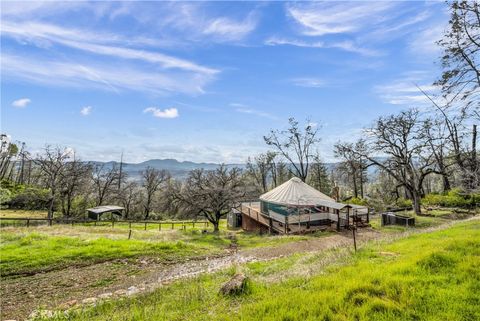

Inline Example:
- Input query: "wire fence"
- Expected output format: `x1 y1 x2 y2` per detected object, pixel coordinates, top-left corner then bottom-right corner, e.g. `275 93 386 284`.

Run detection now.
0 217 210 230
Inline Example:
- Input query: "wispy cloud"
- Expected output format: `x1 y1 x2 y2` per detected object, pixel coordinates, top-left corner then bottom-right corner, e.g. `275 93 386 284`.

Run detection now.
1 21 218 75
265 37 382 57
235 107 278 120
12 98 31 108
80 106 92 116
203 13 258 41
2 54 213 95
291 77 326 88
374 72 440 106
286 2 398 36
143 107 179 119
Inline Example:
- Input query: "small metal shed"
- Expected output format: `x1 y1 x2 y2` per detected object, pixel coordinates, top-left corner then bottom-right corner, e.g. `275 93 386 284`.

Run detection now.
227 208 242 229
87 205 124 220
381 212 415 227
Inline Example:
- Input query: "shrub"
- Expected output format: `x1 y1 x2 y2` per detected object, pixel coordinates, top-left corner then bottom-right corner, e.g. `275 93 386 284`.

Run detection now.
422 188 477 208
395 198 412 208
348 197 369 206
7 186 51 210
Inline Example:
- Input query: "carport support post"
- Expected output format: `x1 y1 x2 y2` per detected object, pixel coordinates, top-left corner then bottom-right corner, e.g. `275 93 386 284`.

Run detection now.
336 210 340 231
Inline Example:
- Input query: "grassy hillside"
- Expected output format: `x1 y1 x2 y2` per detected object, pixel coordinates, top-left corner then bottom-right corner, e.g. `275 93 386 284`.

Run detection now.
52 219 479 321
0 223 316 277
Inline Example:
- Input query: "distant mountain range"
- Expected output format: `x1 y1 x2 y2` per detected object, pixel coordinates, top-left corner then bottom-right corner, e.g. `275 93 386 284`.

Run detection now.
88 158 244 180
88 158 380 181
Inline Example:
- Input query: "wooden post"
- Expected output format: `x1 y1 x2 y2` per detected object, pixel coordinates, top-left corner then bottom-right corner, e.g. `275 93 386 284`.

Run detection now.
144 222 147 230
336 209 340 231
269 217 273 234
128 229 132 239
26 219 30 228
352 227 357 252
345 208 350 229
366 208 370 223
172 222 174 229
159 223 161 231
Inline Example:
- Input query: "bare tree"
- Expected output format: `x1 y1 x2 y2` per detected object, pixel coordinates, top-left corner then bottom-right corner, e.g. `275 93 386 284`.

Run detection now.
246 152 276 193
338 110 438 215
308 152 332 195
423 117 455 192
141 167 170 219
264 118 320 182
174 165 245 232
59 157 92 217
270 157 290 188
119 181 140 219
334 141 368 198
33 146 71 219
436 0 480 107
91 164 120 206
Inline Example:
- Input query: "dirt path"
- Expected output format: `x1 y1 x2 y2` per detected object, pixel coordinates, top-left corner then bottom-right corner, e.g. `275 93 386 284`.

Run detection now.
2 218 477 321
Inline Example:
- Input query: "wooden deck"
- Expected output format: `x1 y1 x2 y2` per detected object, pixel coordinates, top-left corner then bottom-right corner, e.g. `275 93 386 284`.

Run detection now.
239 202 332 234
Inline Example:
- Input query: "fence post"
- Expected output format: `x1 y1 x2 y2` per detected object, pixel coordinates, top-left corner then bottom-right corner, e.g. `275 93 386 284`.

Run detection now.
144 222 147 231
128 229 132 240
27 219 30 228
171 222 174 229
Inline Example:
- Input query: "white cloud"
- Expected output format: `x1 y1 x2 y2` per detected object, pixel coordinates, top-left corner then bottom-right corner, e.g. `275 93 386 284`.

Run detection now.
235 107 277 120
12 98 31 108
265 37 382 57
143 107 179 119
374 72 440 106
1 54 213 95
80 106 92 116
291 77 326 88
408 23 446 57
286 2 398 36
1 21 218 75
203 14 257 41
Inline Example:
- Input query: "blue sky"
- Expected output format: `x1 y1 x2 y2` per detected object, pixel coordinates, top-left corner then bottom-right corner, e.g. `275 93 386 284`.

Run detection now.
1 1 448 163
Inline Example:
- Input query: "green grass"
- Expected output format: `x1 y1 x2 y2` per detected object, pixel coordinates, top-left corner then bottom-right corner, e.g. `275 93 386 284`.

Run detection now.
0 231 215 277
369 212 450 232
51 219 480 321
0 219 329 277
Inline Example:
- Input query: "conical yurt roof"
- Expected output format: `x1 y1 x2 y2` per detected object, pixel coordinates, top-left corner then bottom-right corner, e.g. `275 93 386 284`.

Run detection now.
259 177 335 206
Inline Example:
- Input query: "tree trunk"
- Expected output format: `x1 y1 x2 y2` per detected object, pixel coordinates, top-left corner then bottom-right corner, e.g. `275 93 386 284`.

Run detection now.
48 196 55 219
412 190 422 215
212 221 219 232
442 173 451 192
352 170 358 198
